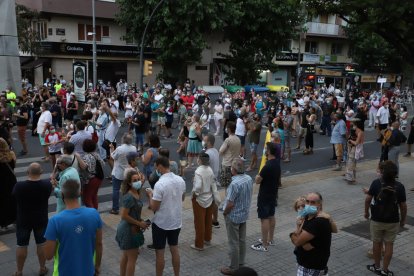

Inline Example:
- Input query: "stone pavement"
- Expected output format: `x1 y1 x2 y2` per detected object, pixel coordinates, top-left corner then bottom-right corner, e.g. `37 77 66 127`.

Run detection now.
1 158 414 276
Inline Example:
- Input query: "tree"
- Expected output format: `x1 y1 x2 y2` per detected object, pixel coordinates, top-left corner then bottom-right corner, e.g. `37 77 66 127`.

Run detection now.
305 0 414 66
116 0 302 85
344 24 403 73
220 0 302 85
116 0 230 83
15 4 40 54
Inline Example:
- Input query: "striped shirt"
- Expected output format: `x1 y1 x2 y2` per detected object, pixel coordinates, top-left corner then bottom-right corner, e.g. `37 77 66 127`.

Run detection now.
224 174 253 224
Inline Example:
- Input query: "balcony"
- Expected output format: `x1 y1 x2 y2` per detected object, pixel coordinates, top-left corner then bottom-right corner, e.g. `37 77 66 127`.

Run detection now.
306 22 345 37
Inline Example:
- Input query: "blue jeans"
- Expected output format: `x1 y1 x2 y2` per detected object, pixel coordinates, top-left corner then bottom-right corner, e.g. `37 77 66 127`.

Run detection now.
98 131 106 160
320 115 332 135
112 176 122 212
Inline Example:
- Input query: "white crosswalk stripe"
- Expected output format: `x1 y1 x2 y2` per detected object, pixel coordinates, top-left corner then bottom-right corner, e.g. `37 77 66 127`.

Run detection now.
13 155 115 213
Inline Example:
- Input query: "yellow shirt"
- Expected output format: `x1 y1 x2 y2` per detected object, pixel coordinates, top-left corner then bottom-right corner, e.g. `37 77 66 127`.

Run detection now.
6 91 16 108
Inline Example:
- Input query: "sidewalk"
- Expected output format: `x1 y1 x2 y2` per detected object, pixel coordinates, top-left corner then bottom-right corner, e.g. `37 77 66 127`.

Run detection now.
1 158 413 275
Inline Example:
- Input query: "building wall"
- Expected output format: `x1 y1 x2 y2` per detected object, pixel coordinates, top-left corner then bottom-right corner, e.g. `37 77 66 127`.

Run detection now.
52 59 73 82
34 65 44 85
187 64 210 85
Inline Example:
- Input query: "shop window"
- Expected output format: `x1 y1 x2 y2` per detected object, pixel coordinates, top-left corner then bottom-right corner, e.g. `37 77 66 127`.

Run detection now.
32 21 48 41
305 41 318 54
331 43 342 55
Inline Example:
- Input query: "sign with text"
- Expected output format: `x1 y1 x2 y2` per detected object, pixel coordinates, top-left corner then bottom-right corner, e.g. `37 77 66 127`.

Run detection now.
73 61 86 102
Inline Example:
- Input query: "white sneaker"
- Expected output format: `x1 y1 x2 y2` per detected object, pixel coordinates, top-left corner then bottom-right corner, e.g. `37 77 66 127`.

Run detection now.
250 243 268 252
240 156 247 161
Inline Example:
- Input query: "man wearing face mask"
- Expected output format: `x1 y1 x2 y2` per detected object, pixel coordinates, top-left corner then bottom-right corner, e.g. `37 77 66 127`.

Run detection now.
146 157 186 276
290 192 332 276
13 96 29 155
251 142 280 252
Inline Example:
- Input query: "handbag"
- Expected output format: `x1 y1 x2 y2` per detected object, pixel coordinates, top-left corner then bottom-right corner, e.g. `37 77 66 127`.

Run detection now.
355 144 364 160
211 178 221 206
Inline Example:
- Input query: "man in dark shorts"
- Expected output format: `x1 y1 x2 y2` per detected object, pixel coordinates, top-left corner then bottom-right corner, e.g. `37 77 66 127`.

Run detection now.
146 157 186 276
251 142 281 252
12 163 52 275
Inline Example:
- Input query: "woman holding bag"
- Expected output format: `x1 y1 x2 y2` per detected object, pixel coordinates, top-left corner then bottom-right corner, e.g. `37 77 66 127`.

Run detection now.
191 153 220 251
344 119 365 184
115 169 149 276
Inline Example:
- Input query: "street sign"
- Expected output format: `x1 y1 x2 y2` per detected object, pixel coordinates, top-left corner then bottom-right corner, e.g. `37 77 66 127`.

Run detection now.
377 77 387 83
73 61 86 102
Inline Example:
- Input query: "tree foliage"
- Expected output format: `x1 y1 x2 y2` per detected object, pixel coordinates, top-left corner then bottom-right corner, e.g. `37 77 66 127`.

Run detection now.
305 0 414 67
15 4 40 54
344 24 403 72
116 0 302 84
220 0 302 85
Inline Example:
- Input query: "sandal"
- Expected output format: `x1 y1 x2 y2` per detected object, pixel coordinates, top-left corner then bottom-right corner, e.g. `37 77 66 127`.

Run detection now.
220 267 234 275
366 264 381 275
39 267 49 276
380 270 394 276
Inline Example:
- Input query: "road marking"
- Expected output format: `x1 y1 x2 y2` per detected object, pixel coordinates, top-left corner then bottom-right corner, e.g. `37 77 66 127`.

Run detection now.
16 156 48 164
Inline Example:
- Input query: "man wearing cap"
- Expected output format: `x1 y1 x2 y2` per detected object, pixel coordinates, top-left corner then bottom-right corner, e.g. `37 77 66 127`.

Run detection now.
221 158 253 275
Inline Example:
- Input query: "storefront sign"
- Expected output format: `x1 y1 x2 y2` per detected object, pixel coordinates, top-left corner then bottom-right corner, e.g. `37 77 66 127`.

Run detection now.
361 74 377 83
345 65 355 72
317 76 325 84
275 53 303 61
303 66 316 74
303 54 320 63
73 61 86 102
39 42 154 58
316 68 342 76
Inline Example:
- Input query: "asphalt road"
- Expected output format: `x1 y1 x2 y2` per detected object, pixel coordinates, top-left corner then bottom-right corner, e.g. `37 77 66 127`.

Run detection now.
12 114 398 191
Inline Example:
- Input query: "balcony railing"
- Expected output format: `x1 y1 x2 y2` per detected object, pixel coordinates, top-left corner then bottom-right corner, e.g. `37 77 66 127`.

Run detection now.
306 22 340 36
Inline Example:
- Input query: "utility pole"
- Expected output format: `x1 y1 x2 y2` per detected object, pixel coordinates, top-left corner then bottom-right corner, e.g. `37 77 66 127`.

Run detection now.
296 32 301 93
92 0 97 90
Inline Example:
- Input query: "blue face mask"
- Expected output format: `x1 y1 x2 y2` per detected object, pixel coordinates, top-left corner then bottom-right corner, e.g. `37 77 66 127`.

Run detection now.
155 170 161 177
132 181 142 190
298 205 318 217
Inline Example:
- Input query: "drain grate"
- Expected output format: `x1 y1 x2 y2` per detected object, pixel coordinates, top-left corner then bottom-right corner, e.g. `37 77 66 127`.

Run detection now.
341 217 412 240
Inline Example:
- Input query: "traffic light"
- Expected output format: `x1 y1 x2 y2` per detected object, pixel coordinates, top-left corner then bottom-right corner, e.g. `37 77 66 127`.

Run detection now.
144 60 153 76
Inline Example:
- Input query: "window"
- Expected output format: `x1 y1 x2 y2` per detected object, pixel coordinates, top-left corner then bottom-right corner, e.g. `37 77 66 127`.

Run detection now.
195 65 208 70
102 26 109 37
305 41 318 54
78 24 85 40
331 43 342 55
32 21 48 40
280 40 292 52
78 24 105 42
48 28 53 36
319 14 328 24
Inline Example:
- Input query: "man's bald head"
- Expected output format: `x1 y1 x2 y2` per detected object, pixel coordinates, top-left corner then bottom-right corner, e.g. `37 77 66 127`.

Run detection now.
27 162 43 176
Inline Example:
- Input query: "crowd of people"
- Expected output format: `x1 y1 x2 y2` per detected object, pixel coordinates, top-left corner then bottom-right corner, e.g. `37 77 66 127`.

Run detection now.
0 76 411 276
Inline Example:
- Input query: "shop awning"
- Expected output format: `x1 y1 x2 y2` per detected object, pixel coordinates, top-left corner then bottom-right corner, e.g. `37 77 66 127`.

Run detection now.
245 85 269 93
199 86 224 94
266 85 289 92
20 57 48 69
223 85 245 93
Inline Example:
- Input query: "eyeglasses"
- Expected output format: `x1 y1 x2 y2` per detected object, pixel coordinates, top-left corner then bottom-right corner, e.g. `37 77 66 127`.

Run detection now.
306 200 320 204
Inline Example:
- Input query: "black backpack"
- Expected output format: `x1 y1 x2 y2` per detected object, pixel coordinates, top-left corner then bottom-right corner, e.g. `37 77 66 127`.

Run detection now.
94 157 104 180
371 182 399 221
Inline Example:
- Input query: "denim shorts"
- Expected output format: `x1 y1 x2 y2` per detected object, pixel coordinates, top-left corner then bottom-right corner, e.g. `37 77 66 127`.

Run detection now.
135 133 144 145
257 201 276 219
249 143 258 154
16 226 46 247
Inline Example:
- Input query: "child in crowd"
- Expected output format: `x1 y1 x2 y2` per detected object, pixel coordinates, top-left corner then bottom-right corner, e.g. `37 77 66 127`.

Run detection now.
44 126 64 168
177 135 187 177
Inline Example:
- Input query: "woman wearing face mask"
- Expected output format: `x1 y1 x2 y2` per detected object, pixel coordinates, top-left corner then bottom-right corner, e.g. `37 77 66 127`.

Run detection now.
115 169 149 276
124 96 134 120
66 95 78 122
186 114 203 168
344 120 365 184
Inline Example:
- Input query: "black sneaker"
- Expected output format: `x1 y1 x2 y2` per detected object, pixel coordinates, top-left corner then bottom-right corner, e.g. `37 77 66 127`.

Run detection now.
147 244 155 250
366 264 381 275
212 221 220 228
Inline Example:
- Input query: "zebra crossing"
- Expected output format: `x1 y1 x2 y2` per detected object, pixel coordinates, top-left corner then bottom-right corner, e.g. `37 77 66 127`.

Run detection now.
14 155 115 214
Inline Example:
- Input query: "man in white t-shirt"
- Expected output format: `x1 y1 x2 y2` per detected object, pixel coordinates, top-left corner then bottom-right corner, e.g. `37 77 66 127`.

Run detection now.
109 133 136 214
37 102 53 161
146 156 186 276
104 107 121 169
376 101 390 132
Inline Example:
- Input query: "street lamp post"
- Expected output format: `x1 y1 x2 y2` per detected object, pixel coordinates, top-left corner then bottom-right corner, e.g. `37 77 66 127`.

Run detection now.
139 0 167 90
92 0 97 90
296 32 301 93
